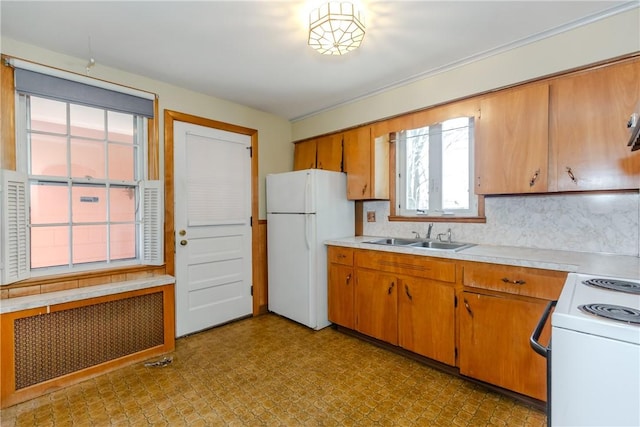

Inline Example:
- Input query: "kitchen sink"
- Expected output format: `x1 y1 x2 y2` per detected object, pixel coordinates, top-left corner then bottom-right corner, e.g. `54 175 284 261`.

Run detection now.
364 238 475 252
365 238 421 246
408 241 476 251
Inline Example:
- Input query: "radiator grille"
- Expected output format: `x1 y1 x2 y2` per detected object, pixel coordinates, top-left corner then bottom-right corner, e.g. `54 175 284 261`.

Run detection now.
14 292 164 390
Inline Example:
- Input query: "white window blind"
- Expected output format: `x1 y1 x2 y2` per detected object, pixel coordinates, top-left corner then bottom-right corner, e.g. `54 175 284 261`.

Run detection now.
1 170 30 285
186 133 248 226
141 180 164 266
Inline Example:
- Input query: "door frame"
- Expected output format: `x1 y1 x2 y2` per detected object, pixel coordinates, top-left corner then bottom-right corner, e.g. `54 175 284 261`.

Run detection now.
164 110 261 315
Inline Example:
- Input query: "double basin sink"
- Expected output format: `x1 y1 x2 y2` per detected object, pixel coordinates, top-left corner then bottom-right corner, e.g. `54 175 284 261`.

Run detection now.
365 237 475 252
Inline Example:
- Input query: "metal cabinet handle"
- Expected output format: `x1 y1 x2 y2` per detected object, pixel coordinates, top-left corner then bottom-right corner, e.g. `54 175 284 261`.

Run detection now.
529 169 540 187
180 240 188 246
405 284 413 301
388 281 395 295
463 298 473 318
502 277 526 285
345 274 351 285
566 166 577 184
362 183 368 195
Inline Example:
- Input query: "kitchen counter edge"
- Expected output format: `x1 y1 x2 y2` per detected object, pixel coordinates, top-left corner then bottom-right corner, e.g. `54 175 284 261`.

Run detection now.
325 236 640 280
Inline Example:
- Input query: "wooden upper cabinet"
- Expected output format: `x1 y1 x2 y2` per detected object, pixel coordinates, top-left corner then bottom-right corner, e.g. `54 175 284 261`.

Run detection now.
316 134 343 171
344 126 389 200
475 84 550 194
550 58 640 192
293 134 343 171
293 139 317 171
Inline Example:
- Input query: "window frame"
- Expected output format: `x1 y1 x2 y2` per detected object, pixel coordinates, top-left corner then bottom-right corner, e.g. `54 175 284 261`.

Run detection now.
384 99 486 224
396 117 478 218
0 56 163 286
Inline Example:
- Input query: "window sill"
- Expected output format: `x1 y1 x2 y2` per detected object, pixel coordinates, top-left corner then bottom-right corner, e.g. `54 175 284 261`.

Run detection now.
388 215 486 224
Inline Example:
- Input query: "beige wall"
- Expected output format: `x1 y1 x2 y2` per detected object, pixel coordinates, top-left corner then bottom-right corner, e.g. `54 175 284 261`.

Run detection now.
292 7 640 140
4 7 640 217
1 38 293 219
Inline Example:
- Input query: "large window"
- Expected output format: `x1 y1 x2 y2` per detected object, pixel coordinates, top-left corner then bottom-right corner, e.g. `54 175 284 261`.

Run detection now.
396 116 477 217
21 95 144 269
1 62 162 284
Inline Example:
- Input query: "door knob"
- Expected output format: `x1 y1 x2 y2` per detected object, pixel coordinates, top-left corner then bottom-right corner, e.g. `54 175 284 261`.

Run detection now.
180 240 188 246
179 230 186 236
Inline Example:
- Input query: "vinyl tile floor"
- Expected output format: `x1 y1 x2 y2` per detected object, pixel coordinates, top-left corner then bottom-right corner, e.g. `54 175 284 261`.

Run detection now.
1 314 546 426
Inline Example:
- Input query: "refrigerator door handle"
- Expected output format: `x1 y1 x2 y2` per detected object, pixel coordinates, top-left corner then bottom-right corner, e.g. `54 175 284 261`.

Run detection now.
304 214 311 250
304 172 311 213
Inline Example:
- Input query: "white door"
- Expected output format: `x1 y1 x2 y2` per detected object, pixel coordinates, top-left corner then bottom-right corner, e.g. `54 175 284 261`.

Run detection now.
174 121 252 337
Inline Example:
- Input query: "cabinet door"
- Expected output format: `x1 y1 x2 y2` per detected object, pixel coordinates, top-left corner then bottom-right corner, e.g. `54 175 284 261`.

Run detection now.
398 277 455 365
316 134 343 172
475 84 549 194
293 139 317 170
328 263 354 328
355 269 398 344
344 126 372 199
550 59 640 191
458 291 550 401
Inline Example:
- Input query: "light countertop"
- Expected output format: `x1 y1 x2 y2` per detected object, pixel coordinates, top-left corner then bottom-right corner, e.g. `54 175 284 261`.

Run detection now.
325 236 640 280
0 275 176 314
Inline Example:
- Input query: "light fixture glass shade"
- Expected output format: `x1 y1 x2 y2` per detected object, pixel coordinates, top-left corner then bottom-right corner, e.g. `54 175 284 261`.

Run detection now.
308 2 365 55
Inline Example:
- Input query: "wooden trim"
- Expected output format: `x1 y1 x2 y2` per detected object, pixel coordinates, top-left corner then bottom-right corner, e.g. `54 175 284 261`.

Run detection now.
0 284 175 409
1 55 16 170
354 201 364 236
255 220 269 315
147 97 160 180
163 110 262 315
164 111 176 276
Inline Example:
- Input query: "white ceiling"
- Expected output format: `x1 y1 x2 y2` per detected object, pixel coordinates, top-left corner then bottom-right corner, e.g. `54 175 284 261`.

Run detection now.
1 1 636 121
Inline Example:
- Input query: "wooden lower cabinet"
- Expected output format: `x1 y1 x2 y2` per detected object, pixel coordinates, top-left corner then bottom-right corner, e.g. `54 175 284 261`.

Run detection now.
328 247 457 366
398 276 456 365
327 246 564 402
355 269 398 345
458 291 550 401
328 263 355 329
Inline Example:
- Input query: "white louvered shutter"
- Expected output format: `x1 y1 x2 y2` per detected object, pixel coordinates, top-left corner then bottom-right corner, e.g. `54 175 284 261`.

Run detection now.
140 180 163 265
1 170 30 285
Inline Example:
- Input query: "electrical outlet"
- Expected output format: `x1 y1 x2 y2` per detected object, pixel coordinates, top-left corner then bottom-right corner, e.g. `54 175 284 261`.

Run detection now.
367 211 376 222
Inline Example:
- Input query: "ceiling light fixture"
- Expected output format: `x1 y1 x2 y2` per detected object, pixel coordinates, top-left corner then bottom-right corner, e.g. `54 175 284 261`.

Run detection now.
308 2 365 55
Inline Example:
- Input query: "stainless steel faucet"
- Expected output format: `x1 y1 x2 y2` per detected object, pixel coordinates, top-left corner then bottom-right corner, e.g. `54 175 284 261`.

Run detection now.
426 223 434 239
411 231 421 239
437 228 452 243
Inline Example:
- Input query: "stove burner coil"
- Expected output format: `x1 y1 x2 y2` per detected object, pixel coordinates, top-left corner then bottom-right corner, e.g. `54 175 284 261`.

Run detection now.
582 278 640 295
578 303 640 325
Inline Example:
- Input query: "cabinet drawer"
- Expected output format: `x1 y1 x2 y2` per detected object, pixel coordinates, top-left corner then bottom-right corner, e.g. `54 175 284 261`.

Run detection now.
355 250 456 283
463 262 566 300
328 246 354 266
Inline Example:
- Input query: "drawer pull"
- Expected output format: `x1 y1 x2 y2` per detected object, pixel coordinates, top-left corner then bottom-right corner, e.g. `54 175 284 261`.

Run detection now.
337 254 346 259
463 299 474 318
529 169 540 187
345 274 351 285
388 281 395 295
405 284 413 301
502 277 526 285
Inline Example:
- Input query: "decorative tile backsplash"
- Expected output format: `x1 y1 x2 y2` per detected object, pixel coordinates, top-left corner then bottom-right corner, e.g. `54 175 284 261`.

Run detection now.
362 192 640 256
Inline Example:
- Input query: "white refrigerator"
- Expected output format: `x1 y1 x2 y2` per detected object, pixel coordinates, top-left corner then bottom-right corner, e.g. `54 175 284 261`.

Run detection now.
266 169 354 330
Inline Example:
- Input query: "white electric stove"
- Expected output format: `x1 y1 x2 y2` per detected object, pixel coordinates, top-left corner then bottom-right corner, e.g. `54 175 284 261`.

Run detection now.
550 273 640 427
